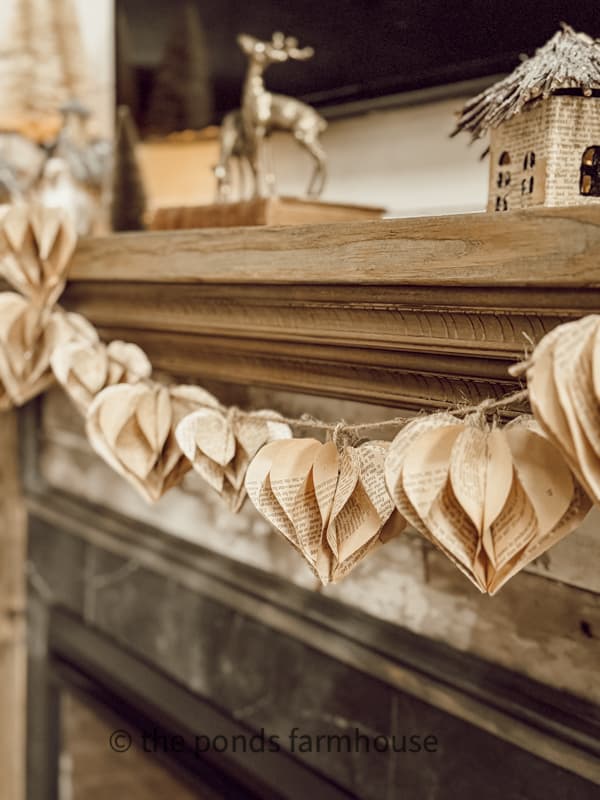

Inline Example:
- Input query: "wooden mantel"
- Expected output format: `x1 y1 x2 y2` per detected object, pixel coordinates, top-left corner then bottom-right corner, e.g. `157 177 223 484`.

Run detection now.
64 207 600 409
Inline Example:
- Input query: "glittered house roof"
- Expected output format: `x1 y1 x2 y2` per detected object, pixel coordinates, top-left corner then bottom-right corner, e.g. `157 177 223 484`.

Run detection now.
453 24 600 142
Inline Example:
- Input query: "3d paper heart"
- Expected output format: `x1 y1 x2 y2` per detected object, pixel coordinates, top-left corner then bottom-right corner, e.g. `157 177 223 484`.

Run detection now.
245 438 405 584
175 406 292 512
524 314 600 505
86 382 220 502
51 338 153 414
384 413 590 594
0 293 92 409
0 204 76 305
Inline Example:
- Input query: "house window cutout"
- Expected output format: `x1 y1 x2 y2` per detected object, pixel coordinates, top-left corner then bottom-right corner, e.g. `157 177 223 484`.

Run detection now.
580 146 600 196
523 151 536 170
521 176 535 195
496 151 511 193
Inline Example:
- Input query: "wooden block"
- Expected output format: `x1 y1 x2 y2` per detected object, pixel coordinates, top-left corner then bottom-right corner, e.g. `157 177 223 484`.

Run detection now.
73 206 600 286
149 196 384 230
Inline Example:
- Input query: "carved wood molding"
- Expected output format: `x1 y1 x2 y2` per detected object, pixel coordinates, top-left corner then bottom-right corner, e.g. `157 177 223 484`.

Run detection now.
64 208 600 409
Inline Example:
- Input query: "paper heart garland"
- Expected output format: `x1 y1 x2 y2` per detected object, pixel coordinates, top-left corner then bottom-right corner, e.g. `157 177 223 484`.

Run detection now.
175 406 292 512
384 413 591 594
0 293 95 409
86 382 220 502
0 204 76 306
523 314 600 505
51 338 153 414
245 438 405 584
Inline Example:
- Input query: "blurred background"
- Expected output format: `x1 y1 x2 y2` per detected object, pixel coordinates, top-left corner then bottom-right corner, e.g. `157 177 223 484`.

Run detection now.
2 0 598 220
114 0 600 214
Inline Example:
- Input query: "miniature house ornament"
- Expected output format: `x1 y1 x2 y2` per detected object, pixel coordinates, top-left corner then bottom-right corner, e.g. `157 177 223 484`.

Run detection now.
453 24 600 212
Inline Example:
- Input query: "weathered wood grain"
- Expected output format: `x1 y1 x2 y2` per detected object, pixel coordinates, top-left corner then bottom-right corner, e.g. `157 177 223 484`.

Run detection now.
149 196 384 230
70 206 600 286
0 411 27 800
62 214 600 409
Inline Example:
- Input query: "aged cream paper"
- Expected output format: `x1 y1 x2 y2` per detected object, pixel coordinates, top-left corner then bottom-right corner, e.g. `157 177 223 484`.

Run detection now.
527 315 600 503
52 338 152 413
246 438 404 583
385 412 590 594
0 295 95 409
176 406 291 512
87 382 222 502
0 204 76 306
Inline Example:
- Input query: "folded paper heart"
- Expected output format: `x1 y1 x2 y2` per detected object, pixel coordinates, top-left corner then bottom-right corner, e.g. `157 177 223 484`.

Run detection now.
51 338 153 414
384 412 591 594
86 382 220 502
0 293 95 409
175 406 292 512
245 437 405 584
0 204 76 306
523 314 600 505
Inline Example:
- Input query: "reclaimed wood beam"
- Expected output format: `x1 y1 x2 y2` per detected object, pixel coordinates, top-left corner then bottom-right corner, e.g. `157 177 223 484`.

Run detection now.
63 208 600 408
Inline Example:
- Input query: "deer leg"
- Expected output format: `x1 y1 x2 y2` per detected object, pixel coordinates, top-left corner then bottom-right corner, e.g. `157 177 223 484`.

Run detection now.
234 157 244 201
213 163 230 202
246 156 257 199
250 152 262 197
239 157 251 199
312 142 327 197
263 140 277 196
246 146 263 198
241 135 260 198
240 158 247 201
253 128 272 197
296 134 327 197
230 158 237 201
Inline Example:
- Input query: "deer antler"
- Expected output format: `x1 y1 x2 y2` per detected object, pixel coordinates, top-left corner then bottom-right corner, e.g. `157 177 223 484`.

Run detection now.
271 31 314 60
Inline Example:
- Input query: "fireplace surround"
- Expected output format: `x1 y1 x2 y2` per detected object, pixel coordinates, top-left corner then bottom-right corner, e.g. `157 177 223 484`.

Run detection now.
21 209 600 798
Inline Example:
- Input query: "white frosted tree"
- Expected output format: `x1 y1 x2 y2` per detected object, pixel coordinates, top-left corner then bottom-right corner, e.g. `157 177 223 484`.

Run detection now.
0 0 32 118
0 0 89 120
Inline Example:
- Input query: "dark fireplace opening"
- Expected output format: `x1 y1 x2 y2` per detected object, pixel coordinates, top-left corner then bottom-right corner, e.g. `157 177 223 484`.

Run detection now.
25 490 600 800
55 668 258 800
28 606 351 800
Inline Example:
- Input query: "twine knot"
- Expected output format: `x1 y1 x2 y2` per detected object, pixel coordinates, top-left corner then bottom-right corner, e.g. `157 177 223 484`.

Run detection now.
331 420 361 449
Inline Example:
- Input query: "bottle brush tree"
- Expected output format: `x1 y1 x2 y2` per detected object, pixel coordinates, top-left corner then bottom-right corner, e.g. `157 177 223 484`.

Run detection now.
111 105 147 231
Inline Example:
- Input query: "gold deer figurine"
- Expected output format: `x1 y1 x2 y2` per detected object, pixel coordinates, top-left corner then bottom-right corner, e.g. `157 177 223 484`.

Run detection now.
213 110 251 201
214 32 327 201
